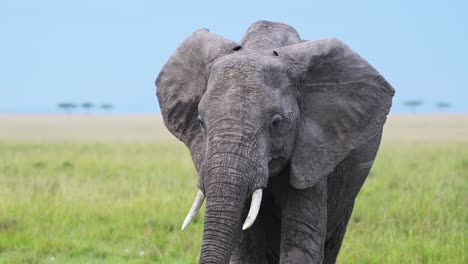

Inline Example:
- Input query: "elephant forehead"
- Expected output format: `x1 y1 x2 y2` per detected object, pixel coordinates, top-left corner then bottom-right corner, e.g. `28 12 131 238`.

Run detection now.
208 54 289 92
201 82 268 120
199 54 293 121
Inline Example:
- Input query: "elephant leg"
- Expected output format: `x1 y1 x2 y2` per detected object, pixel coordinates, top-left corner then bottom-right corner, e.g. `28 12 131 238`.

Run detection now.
322 203 354 264
279 176 327 263
323 135 382 263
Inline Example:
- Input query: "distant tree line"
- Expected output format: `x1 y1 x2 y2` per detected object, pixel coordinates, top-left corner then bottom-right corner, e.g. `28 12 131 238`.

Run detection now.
57 102 114 114
403 100 452 112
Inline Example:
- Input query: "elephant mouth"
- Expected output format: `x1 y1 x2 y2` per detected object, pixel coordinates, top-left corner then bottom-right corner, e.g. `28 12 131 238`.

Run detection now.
268 157 287 175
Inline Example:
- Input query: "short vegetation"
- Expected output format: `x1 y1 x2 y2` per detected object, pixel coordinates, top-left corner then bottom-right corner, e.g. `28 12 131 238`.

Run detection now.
0 115 466 263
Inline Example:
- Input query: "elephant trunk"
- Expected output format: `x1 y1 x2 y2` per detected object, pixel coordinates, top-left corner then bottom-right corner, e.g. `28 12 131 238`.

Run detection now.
200 179 248 263
199 139 268 263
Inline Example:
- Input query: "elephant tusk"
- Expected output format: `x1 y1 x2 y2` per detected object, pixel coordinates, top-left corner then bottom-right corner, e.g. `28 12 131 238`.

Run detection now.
242 189 263 230
181 189 205 231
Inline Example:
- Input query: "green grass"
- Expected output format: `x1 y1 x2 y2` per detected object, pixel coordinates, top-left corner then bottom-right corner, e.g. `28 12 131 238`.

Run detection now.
0 142 202 263
340 143 467 263
0 115 466 263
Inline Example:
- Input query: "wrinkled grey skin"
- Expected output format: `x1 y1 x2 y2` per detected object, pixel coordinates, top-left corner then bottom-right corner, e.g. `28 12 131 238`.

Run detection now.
156 21 394 263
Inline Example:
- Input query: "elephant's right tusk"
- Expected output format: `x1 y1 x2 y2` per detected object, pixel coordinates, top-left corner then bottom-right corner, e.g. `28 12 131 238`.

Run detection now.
181 189 205 231
242 189 263 230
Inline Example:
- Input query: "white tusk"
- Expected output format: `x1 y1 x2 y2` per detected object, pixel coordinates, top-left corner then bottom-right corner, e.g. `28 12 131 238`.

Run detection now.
242 189 263 230
181 189 205 231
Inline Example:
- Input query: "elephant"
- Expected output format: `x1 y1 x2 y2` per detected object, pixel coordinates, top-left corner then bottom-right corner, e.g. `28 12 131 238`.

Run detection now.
155 20 394 263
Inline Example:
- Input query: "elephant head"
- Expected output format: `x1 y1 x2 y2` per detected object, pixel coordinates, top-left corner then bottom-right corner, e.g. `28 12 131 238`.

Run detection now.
156 21 394 263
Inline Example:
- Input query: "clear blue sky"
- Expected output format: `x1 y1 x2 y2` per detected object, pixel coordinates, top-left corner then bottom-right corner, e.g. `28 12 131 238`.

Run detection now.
1 0 467 113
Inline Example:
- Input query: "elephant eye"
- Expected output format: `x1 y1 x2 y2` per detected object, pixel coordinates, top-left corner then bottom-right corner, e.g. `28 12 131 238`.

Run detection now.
197 115 205 129
270 115 283 130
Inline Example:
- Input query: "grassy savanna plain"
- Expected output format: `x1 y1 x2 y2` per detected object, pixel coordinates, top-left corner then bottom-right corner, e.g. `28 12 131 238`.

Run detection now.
0 114 466 263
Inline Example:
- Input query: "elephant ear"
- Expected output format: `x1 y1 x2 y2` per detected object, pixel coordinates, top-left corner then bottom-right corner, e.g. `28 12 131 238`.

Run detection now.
277 39 395 189
156 29 239 173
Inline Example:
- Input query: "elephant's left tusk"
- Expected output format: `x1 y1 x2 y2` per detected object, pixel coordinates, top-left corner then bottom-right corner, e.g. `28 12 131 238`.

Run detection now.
181 189 205 231
242 189 263 230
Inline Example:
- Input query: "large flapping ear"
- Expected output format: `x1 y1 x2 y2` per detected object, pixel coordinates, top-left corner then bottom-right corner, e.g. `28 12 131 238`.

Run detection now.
277 39 395 189
156 29 239 173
